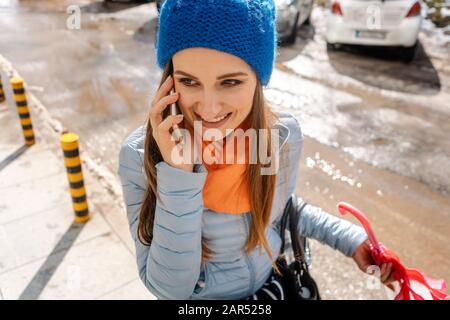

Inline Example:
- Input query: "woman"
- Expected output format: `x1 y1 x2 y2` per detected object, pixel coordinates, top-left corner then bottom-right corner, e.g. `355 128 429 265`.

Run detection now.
118 0 394 300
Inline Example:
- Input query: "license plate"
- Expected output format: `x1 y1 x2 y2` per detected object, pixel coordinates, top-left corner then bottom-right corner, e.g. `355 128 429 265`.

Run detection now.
355 30 387 40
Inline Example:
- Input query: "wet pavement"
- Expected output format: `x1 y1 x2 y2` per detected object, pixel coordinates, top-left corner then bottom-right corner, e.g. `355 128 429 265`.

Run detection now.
1 1 449 299
0 0 158 173
275 7 450 196
299 137 450 299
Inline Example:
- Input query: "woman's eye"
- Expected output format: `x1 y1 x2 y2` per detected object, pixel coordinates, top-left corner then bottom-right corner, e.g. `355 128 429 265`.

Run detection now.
179 78 197 86
223 79 242 86
177 78 242 87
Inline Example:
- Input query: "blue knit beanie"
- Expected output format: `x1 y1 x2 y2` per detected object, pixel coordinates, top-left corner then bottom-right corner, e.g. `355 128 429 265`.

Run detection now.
155 0 278 86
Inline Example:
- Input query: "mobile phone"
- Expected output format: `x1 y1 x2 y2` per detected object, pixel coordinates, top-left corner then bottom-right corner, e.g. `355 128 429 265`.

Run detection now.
169 87 184 144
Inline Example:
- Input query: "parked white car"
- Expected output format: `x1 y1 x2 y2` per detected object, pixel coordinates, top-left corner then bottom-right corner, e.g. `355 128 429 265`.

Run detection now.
326 0 423 61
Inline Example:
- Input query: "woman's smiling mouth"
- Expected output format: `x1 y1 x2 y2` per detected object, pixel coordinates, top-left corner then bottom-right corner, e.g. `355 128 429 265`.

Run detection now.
194 111 233 129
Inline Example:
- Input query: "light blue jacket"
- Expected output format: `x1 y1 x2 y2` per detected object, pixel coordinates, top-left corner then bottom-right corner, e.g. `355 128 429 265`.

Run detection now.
117 110 368 300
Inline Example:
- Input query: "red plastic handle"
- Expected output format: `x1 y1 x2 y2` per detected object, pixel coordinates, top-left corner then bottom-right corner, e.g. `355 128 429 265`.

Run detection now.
337 202 379 247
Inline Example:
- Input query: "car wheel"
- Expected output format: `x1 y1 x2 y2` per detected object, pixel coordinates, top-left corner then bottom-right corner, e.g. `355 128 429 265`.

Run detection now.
401 42 418 63
304 13 311 25
285 12 300 45
326 42 338 51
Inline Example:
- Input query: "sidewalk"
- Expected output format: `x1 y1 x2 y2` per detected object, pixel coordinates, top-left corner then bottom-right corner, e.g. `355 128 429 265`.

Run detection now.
0 81 153 300
1 63 449 300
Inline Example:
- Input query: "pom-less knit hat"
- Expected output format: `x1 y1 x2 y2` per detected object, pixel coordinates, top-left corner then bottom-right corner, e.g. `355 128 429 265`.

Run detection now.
155 0 278 86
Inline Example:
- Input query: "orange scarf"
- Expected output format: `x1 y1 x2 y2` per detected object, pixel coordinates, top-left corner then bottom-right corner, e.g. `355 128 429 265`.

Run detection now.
187 119 252 214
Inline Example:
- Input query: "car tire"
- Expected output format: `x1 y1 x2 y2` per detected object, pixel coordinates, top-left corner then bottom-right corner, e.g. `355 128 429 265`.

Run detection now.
326 42 338 51
401 42 418 63
304 13 311 25
285 12 300 45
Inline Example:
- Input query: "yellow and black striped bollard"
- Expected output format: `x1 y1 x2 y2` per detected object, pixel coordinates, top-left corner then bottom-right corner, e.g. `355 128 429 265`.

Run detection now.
60 133 90 223
0 74 5 103
10 77 35 145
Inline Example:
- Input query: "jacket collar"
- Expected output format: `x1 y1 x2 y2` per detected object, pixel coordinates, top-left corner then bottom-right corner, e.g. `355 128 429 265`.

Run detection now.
273 119 290 150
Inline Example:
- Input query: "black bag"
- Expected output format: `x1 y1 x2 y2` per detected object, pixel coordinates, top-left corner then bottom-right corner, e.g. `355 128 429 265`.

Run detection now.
244 195 321 300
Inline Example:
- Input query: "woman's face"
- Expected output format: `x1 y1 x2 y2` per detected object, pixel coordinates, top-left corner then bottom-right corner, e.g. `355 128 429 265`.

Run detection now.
172 47 257 139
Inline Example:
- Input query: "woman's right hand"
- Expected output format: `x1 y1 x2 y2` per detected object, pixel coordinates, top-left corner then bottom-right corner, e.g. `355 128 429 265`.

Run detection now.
149 75 200 172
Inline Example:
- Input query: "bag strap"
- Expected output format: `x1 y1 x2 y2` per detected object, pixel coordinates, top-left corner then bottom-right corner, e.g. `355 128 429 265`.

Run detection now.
279 194 308 264
289 196 308 266
279 197 291 255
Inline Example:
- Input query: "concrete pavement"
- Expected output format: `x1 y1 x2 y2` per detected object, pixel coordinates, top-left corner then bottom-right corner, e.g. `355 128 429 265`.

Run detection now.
0 67 154 300
1 55 449 299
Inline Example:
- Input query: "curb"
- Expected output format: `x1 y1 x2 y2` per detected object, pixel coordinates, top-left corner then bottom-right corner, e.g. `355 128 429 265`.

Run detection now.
0 54 125 209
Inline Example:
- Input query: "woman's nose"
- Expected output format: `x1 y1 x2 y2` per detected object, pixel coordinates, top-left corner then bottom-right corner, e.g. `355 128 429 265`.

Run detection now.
197 93 222 121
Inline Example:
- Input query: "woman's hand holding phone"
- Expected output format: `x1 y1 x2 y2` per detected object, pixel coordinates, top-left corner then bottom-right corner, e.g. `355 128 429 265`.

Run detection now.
149 75 201 172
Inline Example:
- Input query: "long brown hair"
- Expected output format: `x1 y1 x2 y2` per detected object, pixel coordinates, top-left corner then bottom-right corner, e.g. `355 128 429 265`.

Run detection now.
138 59 282 273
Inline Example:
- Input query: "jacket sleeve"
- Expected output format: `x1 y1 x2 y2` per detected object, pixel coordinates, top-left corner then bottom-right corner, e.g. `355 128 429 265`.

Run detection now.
281 113 368 257
296 198 368 257
118 141 207 299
